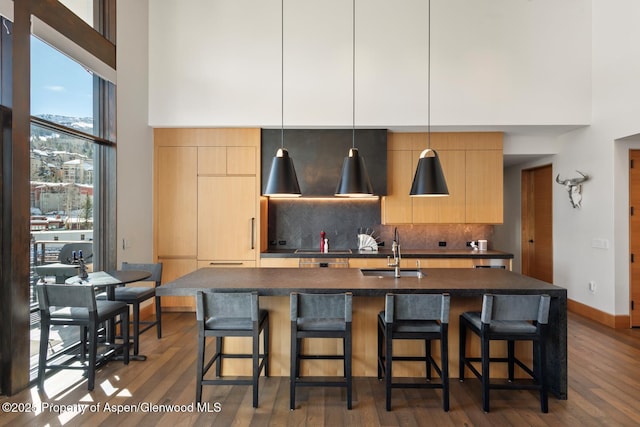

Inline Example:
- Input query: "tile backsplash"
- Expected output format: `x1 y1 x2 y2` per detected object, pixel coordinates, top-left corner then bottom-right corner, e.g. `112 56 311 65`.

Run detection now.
267 199 493 250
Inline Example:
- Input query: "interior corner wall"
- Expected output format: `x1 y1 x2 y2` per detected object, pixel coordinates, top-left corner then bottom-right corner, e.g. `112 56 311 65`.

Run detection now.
116 0 153 264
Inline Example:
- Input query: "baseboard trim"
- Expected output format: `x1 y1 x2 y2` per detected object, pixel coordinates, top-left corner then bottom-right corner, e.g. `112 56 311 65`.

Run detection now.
568 298 630 329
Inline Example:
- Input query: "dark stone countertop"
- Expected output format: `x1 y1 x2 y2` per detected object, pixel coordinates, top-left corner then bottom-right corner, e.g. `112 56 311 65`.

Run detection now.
261 248 513 259
158 267 559 298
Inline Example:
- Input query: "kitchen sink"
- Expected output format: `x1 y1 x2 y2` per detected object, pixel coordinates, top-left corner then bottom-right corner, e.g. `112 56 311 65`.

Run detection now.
294 249 353 254
360 268 425 278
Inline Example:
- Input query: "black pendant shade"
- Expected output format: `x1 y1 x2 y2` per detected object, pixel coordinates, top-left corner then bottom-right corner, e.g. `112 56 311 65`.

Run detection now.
410 148 449 197
264 148 301 197
335 148 374 197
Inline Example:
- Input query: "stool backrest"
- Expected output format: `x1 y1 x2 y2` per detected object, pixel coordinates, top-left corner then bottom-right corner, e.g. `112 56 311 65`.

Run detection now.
290 292 352 322
196 291 259 322
121 262 163 286
36 283 97 315
385 293 450 324
481 294 551 325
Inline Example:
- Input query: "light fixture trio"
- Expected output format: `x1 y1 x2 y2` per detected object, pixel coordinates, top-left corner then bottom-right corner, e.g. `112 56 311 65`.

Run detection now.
264 0 448 198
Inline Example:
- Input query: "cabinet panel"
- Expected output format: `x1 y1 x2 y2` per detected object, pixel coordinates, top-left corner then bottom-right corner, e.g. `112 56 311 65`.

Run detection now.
227 146 256 175
198 176 256 260
382 149 412 224
156 146 198 257
465 150 503 223
260 258 301 267
348 258 389 269
197 147 227 175
412 150 466 223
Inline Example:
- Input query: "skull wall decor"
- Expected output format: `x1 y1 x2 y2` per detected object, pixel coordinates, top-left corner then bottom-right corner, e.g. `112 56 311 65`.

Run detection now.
556 170 589 208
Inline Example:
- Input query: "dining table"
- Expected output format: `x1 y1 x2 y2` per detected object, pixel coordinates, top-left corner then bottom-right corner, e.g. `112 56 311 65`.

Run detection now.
66 269 152 360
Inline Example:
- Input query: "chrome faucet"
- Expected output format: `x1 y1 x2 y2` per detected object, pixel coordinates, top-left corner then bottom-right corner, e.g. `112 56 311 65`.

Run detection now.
387 227 402 278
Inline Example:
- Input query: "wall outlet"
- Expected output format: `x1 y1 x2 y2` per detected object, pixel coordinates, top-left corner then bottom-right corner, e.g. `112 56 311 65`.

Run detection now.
589 281 597 293
278 240 287 246
439 241 447 247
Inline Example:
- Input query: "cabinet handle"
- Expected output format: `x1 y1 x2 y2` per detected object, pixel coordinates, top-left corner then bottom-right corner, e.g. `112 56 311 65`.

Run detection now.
251 217 255 250
209 262 243 266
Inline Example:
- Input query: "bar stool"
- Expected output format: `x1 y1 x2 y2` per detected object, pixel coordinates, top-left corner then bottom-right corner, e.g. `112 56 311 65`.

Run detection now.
459 293 551 413
377 293 450 411
36 282 129 391
290 292 353 410
195 291 269 408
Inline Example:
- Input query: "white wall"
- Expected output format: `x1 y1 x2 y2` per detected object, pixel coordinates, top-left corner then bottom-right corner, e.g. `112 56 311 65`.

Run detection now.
147 0 591 129
116 1 153 263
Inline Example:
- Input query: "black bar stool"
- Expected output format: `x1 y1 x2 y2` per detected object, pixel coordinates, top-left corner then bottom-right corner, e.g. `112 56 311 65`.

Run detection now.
289 292 353 410
377 293 450 411
195 291 269 408
459 293 551 413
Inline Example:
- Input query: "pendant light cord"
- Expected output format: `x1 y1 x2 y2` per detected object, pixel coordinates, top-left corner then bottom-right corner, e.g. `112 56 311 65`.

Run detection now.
281 0 285 149
427 0 431 150
352 0 356 149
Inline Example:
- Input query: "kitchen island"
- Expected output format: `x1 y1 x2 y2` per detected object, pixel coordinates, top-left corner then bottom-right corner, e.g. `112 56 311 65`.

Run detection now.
157 267 566 399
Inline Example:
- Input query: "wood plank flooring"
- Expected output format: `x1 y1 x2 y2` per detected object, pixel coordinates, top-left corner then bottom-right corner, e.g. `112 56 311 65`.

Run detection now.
2 312 640 426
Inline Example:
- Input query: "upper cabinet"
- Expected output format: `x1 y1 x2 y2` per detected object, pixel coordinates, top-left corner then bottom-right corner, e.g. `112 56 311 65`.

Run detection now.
382 132 503 224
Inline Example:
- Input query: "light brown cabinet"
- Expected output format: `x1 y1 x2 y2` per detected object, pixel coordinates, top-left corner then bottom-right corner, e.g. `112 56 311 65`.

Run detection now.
154 128 261 310
382 132 503 224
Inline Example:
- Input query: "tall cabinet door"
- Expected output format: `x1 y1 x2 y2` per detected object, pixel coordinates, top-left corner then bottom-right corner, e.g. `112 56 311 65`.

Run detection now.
198 176 256 260
156 146 197 258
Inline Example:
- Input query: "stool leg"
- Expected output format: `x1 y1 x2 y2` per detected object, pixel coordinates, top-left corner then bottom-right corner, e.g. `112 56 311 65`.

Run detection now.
290 323 297 410
507 340 515 382
425 339 432 381
385 324 393 411
377 317 383 380
264 318 270 377
196 330 205 403
252 327 259 408
481 335 490 412
155 295 162 339
215 337 223 377
441 324 450 412
345 323 353 410
537 338 549 413
132 303 140 356
459 317 466 380
37 318 50 390
87 322 97 391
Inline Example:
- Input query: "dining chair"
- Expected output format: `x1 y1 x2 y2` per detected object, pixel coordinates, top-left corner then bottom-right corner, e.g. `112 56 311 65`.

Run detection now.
459 293 551 413
34 241 93 284
378 293 450 411
97 262 163 356
36 282 129 391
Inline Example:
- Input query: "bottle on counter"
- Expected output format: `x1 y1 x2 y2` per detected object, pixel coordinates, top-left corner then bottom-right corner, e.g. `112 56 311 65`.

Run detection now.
324 238 329 253
320 231 326 252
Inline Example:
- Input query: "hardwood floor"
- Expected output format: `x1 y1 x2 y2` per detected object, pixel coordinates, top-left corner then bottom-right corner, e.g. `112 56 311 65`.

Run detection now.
2 312 640 426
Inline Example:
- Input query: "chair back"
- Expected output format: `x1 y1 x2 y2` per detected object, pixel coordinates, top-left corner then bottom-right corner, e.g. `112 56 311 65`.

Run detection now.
121 262 163 287
196 291 259 322
36 283 97 315
59 242 93 264
385 293 450 324
480 294 551 325
290 292 352 322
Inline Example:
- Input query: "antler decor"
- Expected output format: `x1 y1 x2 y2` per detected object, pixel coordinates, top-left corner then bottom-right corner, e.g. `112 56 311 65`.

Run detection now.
556 170 589 208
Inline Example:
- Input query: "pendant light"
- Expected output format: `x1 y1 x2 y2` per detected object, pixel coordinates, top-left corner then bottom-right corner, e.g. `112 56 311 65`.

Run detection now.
335 0 374 197
410 0 449 197
264 0 301 197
